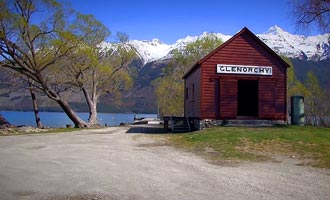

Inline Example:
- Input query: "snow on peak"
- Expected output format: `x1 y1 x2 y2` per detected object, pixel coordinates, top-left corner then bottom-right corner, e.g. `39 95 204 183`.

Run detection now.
173 32 231 50
151 38 162 45
128 39 172 64
265 25 287 35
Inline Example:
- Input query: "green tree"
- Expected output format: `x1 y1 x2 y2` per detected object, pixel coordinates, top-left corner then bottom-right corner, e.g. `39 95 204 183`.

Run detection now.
0 66 44 128
0 66 42 128
154 76 184 116
64 38 136 126
283 58 330 127
304 71 329 126
283 57 308 97
155 34 223 116
0 0 112 127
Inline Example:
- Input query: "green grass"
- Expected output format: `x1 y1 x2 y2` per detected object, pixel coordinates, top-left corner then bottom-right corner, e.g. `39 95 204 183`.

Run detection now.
168 126 330 168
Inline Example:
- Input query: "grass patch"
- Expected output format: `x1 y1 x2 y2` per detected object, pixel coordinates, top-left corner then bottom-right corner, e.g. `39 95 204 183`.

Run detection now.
168 126 330 168
0 127 83 136
45 127 81 133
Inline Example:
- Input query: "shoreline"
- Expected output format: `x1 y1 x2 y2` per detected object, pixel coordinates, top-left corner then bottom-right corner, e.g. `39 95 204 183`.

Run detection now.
0 123 166 136
0 111 158 128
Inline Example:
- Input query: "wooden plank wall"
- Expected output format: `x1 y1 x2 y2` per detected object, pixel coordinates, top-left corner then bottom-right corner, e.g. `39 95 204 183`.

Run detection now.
184 67 201 118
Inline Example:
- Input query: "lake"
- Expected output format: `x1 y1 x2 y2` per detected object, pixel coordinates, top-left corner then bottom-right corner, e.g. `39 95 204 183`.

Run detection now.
0 111 157 128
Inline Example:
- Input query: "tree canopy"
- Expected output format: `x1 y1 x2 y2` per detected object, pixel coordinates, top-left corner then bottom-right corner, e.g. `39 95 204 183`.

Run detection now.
154 34 223 116
0 0 136 127
290 0 330 33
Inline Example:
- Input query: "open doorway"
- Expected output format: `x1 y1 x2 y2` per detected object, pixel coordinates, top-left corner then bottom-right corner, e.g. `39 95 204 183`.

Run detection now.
237 80 258 117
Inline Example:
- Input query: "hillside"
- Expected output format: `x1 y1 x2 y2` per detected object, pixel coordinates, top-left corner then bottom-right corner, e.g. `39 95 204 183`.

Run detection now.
0 26 329 113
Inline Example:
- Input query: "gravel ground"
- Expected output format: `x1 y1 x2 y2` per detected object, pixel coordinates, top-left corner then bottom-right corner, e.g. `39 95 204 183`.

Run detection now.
0 126 329 200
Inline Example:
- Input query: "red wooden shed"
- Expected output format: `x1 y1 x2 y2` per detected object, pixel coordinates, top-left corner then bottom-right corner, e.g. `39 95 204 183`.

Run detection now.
183 27 289 127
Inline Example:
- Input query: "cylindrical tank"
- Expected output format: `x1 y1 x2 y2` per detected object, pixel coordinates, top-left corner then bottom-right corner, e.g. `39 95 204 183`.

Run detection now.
291 96 304 125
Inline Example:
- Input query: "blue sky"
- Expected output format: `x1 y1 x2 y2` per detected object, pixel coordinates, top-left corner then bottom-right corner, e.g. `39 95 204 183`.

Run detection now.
66 0 317 44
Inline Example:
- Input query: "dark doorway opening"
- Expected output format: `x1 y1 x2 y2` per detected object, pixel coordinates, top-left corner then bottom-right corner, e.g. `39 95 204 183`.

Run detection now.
237 80 258 117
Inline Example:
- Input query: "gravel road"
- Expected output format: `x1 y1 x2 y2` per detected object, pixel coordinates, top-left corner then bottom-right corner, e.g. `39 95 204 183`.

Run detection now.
0 126 329 200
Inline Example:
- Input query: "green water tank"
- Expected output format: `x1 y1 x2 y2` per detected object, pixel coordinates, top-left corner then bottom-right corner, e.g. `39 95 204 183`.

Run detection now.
291 96 305 125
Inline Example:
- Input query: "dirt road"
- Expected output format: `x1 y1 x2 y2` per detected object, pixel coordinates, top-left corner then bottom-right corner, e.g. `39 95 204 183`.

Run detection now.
0 127 329 200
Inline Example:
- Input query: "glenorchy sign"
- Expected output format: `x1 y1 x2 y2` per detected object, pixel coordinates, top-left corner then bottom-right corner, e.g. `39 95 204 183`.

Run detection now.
216 64 272 76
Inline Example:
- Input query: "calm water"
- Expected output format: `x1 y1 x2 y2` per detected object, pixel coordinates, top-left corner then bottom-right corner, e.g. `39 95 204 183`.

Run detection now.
1 111 157 128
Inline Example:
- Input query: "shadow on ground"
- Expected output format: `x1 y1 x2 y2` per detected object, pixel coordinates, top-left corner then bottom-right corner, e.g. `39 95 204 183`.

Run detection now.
126 125 168 134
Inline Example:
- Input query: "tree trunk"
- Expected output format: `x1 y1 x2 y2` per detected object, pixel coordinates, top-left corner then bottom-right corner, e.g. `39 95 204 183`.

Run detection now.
29 82 43 128
88 102 98 126
82 87 99 127
37 77 88 128
57 99 88 128
0 114 11 128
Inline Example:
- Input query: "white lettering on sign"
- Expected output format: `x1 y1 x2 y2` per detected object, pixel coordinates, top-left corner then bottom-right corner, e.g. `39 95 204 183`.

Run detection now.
216 64 272 76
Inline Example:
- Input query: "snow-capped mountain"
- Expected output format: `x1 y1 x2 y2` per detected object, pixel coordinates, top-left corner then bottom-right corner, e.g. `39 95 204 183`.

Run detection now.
258 25 330 61
127 32 231 64
101 26 330 64
129 39 172 63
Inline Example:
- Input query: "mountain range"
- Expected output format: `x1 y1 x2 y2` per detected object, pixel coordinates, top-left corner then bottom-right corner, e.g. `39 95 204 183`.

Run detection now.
0 26 329 114
102 25 330 63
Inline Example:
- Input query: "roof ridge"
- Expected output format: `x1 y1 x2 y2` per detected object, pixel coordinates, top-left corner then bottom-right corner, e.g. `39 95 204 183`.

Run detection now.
183 27 290 79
